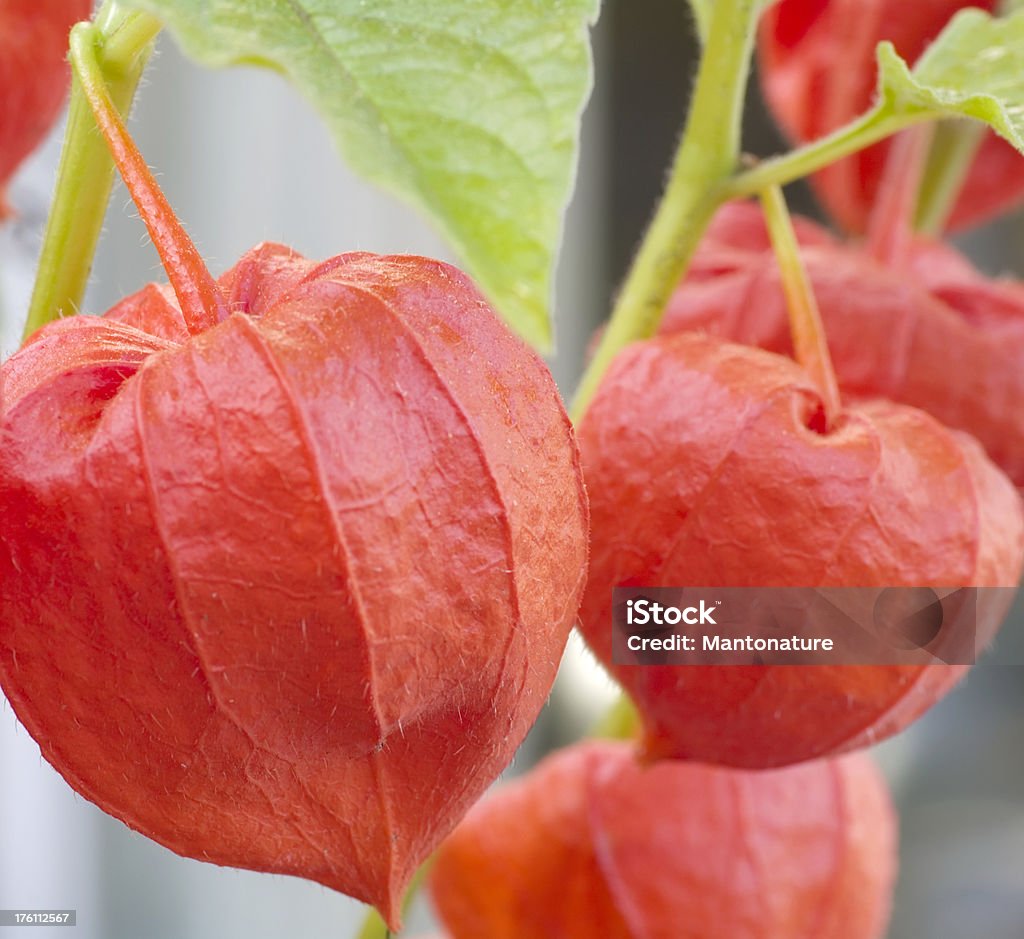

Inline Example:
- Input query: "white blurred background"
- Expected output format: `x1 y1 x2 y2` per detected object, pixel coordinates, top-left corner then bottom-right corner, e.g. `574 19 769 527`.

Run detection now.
2 3 1024 937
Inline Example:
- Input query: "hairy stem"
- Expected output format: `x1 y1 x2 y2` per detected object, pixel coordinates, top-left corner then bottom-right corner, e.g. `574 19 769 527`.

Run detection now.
23 1 161 340
570 0 761 422
725 108 933 201
69 21 228 333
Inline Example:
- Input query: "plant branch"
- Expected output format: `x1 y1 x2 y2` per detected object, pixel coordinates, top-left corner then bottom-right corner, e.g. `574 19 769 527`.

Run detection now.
759 185 841 427
725 108 934 201
23 1 162 341
69 20 228 333
570 0 761 422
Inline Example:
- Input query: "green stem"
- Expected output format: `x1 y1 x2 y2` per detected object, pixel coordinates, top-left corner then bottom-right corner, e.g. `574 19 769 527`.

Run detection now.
569 0 761 422
23 1 162 341
725 108 934 201
356 912 391 939
732 0 1015 233
356 860 434 939
914 120 985 235
589 692 640 741
688 0 711 44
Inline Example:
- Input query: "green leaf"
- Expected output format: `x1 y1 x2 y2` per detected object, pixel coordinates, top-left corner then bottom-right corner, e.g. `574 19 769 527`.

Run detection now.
123 0 598 350
726 6 1024 201
875 7 1024 152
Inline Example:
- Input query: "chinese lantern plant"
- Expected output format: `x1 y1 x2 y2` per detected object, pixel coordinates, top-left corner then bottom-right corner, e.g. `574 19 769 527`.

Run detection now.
663 198 1024 485
0 19 588 929
0 0 91 216
758 0 1024 233
6 0 1024 936
430 741 898 939
576 187 1024 768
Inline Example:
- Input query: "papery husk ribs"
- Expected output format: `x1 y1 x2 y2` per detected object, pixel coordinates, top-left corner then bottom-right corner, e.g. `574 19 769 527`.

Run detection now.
665 201 1024 485
577 329 1023 767
0 246 589 925
430 741 897 939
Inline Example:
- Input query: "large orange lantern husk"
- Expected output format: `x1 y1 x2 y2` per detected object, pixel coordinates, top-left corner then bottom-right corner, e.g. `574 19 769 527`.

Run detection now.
430 741 898 939
577 330 1023 768
0 244 589 927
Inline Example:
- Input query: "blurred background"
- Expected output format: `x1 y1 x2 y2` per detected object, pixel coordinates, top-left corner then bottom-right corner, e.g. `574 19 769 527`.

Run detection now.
2 1 1024 936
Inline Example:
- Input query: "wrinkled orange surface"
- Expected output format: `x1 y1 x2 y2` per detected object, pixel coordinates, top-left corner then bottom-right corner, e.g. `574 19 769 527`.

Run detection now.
759 0 1021 233
0 245 589 926
578 331 1023 767
665 201 1024 485
0 0 90 214
431 741 897 939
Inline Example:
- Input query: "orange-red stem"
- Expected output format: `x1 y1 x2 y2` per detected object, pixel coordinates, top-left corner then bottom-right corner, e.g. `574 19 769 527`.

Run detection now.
760 185 842 428
70 23 228 334
865 125 935 266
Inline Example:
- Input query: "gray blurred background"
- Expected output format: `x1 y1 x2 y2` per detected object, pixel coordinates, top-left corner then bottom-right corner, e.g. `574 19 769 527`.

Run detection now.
2 2 1023 937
